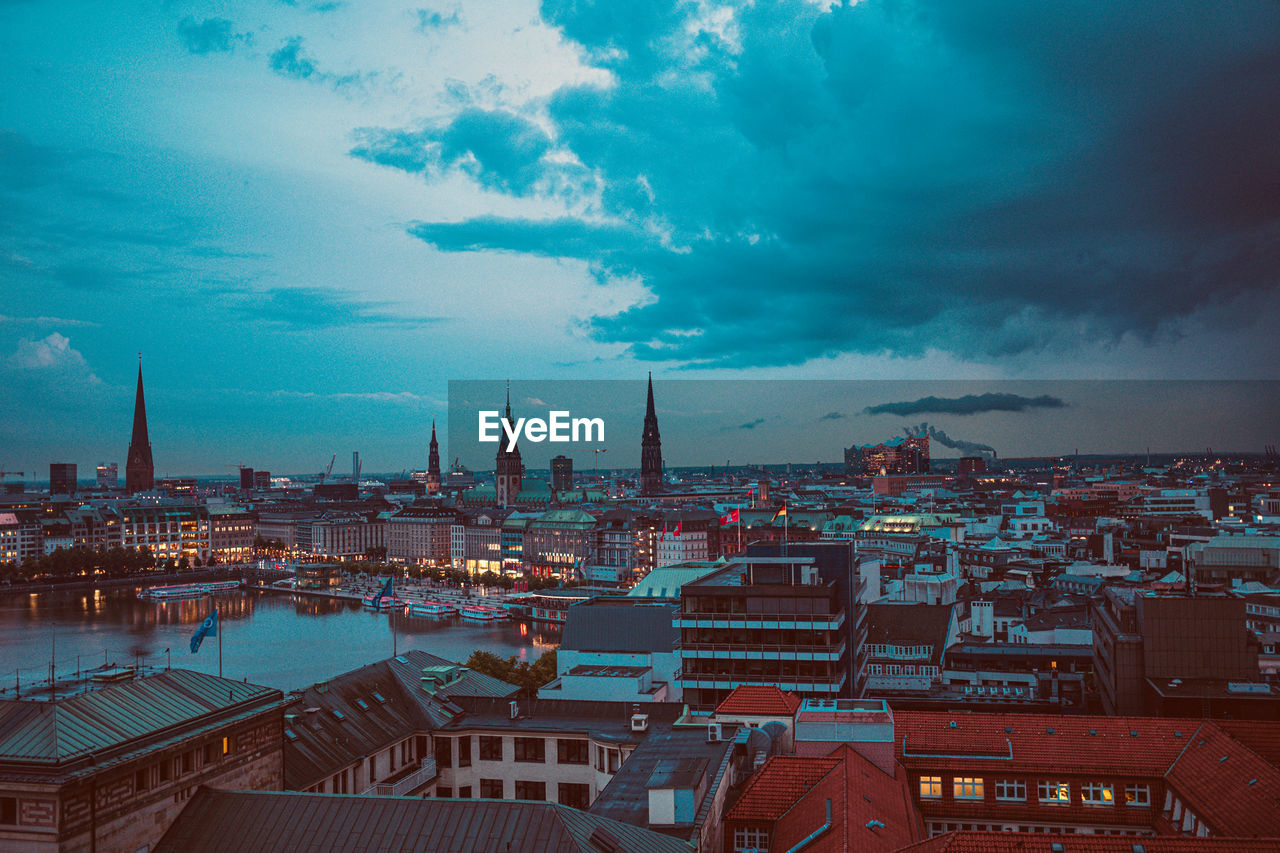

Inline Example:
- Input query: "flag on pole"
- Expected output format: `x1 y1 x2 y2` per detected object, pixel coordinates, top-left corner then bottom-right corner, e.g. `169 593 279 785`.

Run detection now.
659 523 667 541
673 521 682 537
378 576 393 599
772 505 788 521
190 609 218 654
719 509 740 525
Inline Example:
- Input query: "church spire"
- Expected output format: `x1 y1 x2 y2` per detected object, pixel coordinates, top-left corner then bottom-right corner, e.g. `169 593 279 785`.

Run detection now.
640 372 663 496
427 418 441 495
125 358 155 493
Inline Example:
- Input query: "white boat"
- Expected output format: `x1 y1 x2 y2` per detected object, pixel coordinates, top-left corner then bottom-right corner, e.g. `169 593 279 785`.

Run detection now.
139 583 209 601
362 595 403 610
458 604 507 622
409 600 456 617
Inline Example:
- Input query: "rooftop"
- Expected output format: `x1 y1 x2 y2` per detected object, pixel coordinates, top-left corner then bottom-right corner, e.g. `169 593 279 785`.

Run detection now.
0 669 281 768
715 685 802 717
156 789 694 853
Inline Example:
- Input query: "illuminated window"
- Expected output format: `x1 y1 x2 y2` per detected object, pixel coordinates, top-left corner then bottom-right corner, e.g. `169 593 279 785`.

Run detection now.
1082 782 1114 805
1038 780 1070 804
953 777 984 800
221 736 230 755
1125 784 1151 807
919 776 943 798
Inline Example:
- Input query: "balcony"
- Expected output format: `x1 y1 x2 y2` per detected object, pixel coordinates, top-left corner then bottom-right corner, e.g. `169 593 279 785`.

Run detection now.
361 757 438 797
678 639 847 662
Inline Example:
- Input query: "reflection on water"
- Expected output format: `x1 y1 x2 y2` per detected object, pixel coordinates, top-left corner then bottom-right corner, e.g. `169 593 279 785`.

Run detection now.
0 586 546 693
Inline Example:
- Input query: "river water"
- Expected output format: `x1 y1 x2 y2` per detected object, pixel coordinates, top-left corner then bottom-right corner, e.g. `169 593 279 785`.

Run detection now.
0 586 556 697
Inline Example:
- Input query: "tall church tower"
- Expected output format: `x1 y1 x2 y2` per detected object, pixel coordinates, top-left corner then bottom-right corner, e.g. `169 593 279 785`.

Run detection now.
426 419 441 495
125 359 155 494
495 382 522 507
640 373 663 496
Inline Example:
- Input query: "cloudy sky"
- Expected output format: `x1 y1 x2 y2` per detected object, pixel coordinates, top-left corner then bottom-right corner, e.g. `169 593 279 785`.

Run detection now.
2 0 1278 476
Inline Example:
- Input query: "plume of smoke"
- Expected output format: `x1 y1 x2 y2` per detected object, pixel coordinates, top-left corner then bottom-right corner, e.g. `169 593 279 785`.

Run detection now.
904 422 998 459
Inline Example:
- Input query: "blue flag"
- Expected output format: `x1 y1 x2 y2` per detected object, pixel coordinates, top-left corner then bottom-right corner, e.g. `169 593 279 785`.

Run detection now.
190 609 218 654
378 577 393 599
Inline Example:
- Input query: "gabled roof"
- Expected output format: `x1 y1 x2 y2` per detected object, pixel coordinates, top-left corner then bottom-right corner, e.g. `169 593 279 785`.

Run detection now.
1164 721 1280 836
769 745 922 853
283 650 517 789
715 685 801 717
726 755 842 823
156 789 694 853
0 669 281 766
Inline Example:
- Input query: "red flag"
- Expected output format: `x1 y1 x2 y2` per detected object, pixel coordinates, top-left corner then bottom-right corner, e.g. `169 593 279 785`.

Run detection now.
747 487 754 496
660 522 667 541
674 521 682 537
719 509 739 525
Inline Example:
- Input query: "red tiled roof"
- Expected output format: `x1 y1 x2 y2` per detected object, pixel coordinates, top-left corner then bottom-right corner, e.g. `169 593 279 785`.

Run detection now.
1214 719 1280 768
770 745 922 853
715 685 802 717
894 710 1193 776
1164 722 1280 837
725 755 842 822
894 832 1280 852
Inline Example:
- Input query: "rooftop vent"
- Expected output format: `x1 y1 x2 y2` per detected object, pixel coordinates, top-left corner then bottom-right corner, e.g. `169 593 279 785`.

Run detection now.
707 721 723 743
509 700 519 720
1130 730 1139 738
1089 729 1097 736
631 713 650 733
1046 727 1055 734
949 720 958 729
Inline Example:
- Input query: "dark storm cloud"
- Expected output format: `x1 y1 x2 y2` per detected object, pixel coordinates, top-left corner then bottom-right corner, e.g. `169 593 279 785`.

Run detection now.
865 393 1066 417
739 418 765 430
177 18 248 54
381 0 1280 367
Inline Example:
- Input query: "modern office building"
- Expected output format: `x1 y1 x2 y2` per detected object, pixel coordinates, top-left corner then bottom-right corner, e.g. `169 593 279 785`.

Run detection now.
48 463 76 496
677 556 848 709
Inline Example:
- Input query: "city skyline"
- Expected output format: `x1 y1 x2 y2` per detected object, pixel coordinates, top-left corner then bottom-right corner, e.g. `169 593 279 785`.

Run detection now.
4 1 1280 470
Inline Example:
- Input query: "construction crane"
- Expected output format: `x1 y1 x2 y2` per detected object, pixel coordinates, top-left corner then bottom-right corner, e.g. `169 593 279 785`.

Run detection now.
319 453 336 483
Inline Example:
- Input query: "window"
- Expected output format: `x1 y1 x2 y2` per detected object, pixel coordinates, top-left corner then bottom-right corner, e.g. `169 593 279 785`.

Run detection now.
181 752 194 774
995 779 1026 801
596 745 607 772
1125 784 1151 807
919 776 942 799
480 779 504 799
514 780 546 801
458 737 472 767
437 787 452 798
221 736 231 756
479 736 503 761
733 827 770 853
557 739 589 765
1039 780 1070 805
435 738 453 768
459 786 471 798
1081 782 1114 806
159 760 173 783
1 797 17 825
514 737 545 762
608 749 620 774
953 777 984 800
135 767 151 793
558 782 590 809
202 743 218 765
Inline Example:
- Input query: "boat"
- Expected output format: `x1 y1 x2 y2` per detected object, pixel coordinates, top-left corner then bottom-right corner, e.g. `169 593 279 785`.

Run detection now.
409 600 457 617
459 604 507 622
202 580 243 593
138 583 209 601
362 595 404 610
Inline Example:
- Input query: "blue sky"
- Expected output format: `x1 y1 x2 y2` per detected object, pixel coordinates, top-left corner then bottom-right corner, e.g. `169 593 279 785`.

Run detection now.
2 0 1278 475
